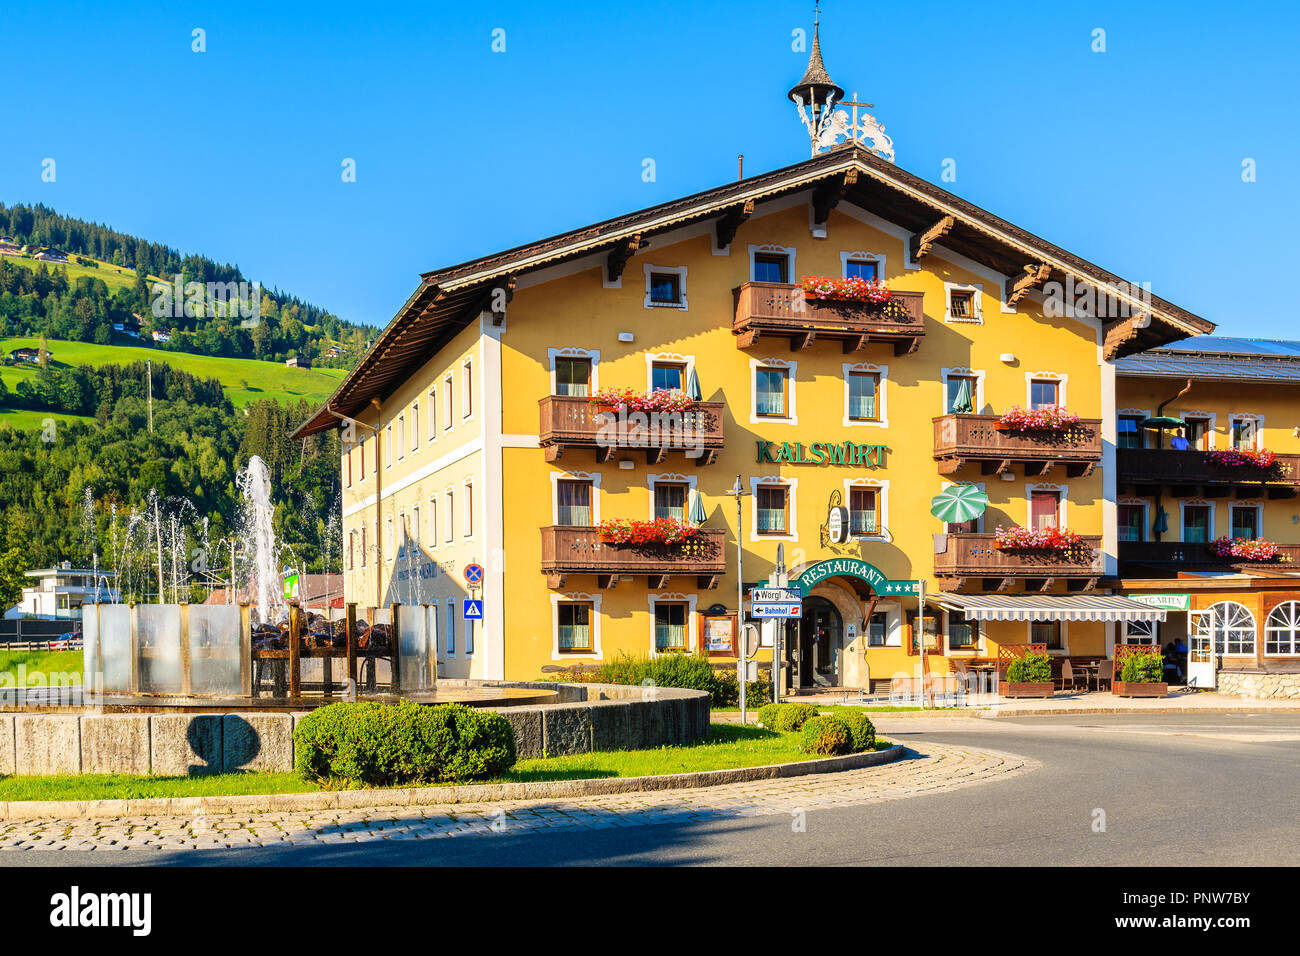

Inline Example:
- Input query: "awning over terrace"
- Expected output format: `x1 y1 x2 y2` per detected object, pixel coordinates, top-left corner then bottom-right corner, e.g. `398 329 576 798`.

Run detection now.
931 593 1168 623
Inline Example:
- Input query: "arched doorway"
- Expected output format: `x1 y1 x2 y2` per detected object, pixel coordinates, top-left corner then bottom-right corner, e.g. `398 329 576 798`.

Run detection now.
797 596 843 688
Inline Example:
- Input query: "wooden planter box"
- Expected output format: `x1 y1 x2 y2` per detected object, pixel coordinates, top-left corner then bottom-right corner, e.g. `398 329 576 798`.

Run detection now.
1000 681 1055 698
1112 680 1168 698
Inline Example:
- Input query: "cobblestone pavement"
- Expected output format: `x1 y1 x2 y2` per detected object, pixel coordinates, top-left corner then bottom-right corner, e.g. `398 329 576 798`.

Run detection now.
0 742 1034 852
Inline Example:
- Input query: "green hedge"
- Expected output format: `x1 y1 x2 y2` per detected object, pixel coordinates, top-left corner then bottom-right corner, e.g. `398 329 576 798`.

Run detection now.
800 715 852 756
711 669 774 709
755 701 820 733
1006 652 1052 683
839 711 876 752
294 701 516 786
1120 651 1164 684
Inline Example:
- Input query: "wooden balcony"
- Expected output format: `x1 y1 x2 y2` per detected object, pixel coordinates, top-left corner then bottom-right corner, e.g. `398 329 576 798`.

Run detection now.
538 396 725 465
732 282 926 354
934 532 1105 591
1118 540 1300 573
541 525 727 589
1117 448 1300 497
933 414 1103 477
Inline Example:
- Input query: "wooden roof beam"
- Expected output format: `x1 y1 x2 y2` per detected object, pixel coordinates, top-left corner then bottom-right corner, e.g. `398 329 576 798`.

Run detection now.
606 234 642 283
1005 263 1052 308
811 169 858 225
715 200 754 250
909 215 954 261
466 275 517 327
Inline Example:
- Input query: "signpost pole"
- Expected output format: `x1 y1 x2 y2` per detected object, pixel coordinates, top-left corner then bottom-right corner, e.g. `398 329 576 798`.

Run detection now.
917 577 927 711
735 477 746 726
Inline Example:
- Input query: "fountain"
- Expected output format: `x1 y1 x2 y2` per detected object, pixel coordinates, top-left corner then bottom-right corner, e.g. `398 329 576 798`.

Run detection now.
238 455 281 625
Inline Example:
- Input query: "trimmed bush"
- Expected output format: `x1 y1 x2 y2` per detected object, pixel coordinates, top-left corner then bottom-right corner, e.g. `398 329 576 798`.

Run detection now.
756 701 820 733
1006 652 1052 683
1120 651 1164 684
839 711 876 752
800 714 852 756
712 669 774 709
294 700 516 786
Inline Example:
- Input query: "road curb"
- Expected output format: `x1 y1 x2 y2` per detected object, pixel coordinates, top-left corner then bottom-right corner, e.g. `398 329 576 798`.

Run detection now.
0 744 907 821
984 705 1300 718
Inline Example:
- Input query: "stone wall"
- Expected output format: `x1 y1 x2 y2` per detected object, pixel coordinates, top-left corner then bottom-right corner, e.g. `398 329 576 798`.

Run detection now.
0 682 711 775
1218 670 1300 700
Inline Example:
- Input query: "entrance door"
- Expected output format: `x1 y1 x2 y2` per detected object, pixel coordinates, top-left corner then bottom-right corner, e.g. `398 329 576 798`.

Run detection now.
1188 609 1214 689
798 597 842 688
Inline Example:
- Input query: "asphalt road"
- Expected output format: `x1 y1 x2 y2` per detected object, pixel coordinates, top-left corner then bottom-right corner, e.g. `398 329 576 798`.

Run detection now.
6 711 1297 868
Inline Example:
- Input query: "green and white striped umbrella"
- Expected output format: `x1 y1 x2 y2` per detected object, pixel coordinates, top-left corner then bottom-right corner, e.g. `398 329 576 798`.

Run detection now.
951 377 974 414
689 492 708 524
930 484 988 524
686 367 702 401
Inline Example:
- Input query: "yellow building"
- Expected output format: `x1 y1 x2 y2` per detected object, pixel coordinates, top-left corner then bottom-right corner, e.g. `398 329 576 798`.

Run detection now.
1115 338 1300 695
294 35 1213 691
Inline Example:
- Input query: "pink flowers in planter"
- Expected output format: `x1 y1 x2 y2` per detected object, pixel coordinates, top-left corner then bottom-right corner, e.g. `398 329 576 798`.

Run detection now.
1206 447 1277 469
598 517 701 546
996 405 1082 432
798 275 894 304
993 525 1085 552
589 387 695 414
1209 537 1285 562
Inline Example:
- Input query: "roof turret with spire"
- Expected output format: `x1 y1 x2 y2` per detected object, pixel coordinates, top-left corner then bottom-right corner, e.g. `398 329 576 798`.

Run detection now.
787 14 843 109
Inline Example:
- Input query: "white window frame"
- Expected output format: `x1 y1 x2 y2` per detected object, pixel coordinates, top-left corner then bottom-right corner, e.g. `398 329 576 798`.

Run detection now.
464 478 474 538
1264 601 1300 657
940 366 986 415
551 592 603 661
842 362 888 428
748 243 797 284
551 471 602 525
410 400 420 452
749 357 798 425
1229 413 1263 451
1025 371 1068 409
444 487 455 543
385 515 394 563
843 477 889 542
1179 499 1215 543
427 386 437 443
1116 498 1150 543
1026 619 1069 655
643 264 688 310
1205 600 1257 657
385 424 393 469
643 351 695 395
750 475 798 542
443 373 454 432
548 347 601 396
396 414 405 461
944 608 986 656
1122 619 1159 644
462 358 473 421
943 281 983 324
1178 409 1217 450
1025 482 1068 529
648 592 699 656
647 473 698 521
444 598 456 658
840 250 886 281
1117 407 1152 449
1228 501 1263 540
412 504 421 551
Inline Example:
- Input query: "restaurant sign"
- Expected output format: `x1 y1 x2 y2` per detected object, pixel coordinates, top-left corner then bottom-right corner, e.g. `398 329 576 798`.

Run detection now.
757 440 887 466
1127 593 1192 611
790 558 918 596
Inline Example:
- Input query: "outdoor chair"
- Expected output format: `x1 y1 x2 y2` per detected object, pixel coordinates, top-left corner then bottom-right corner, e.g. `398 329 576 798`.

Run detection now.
1059 658 1087 693
1094 659 1113 692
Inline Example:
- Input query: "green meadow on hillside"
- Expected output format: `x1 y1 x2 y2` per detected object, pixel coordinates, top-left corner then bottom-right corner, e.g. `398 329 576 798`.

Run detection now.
0 336 345 421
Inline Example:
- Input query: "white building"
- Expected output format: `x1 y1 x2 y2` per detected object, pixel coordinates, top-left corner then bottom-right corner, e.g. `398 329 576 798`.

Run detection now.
6 563 121 620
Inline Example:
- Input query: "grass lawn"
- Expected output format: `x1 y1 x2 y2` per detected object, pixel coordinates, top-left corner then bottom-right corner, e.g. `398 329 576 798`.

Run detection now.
1 253 149 294
0 406 95 430
0 723 894 802
0 649 83 686
0 336 345 415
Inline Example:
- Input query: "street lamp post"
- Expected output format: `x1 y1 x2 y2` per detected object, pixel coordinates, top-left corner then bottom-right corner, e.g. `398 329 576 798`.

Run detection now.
724 475 750 724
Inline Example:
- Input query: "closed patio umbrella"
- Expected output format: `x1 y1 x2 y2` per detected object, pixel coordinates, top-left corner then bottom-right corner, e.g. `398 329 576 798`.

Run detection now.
689 492 707 524
1153 506 1169 535
686 366 702 401
930 484 988 524
951 377 973 413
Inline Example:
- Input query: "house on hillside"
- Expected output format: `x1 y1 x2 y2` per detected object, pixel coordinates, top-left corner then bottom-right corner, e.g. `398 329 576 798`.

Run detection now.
285 356 310 368
9 347 45 364
152 329 171 343
33 247 68 263
112 315 141 338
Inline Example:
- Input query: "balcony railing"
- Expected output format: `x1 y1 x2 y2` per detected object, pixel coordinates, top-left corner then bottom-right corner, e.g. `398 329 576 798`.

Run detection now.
541 525 727 589
732 282 926 354
1118 540 1300 571
933 414 1103 477
934 532 1104 585
538 396 725 465
1117 448 1300 490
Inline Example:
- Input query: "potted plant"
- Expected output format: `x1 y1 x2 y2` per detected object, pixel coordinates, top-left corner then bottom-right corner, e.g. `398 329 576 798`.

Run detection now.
994 405 1082 432
798 275 894 305
1205 447 1280 470
597 516 701 546
1001 652 1055 698
1208 536 1287 563
1112 650 1168 698
589 386 695 414
993 525 1085 552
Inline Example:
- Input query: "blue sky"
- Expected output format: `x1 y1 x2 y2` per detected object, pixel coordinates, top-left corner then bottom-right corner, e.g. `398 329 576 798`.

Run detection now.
2 0 1296 335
